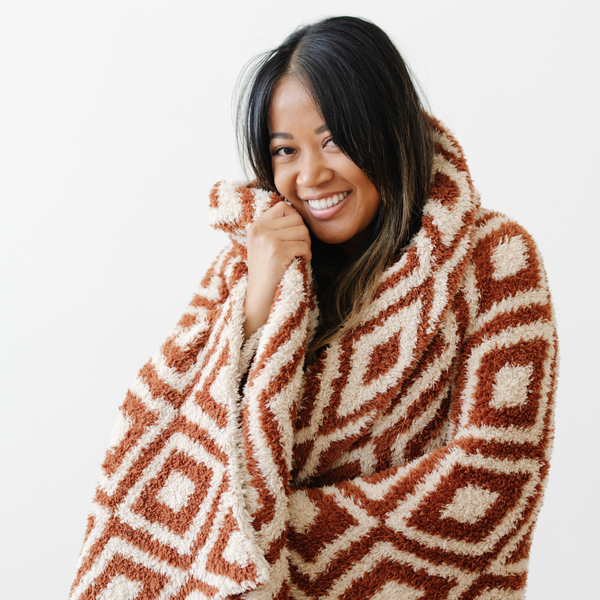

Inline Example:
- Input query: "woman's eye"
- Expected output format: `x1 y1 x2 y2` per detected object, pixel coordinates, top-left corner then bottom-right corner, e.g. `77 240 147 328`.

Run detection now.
272 146 295 157
324 137 338 147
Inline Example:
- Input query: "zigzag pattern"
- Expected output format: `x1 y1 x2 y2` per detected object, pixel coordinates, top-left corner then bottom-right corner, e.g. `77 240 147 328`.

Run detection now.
70 120 557 600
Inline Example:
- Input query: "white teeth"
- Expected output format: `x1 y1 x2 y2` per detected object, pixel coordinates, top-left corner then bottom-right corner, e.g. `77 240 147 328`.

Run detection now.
307 191 349 210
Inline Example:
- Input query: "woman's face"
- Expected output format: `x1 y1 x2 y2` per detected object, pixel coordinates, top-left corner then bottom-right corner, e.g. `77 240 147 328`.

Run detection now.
268 76 380 255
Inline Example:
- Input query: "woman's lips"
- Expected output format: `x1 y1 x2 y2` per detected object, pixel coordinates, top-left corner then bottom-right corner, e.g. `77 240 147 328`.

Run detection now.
304 191 351 219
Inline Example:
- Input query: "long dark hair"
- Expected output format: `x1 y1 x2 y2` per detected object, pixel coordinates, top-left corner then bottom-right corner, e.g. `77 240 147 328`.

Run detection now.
237 16 433 361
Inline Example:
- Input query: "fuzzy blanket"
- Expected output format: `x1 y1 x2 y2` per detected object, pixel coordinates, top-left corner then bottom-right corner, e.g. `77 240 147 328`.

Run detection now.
70 120 558 600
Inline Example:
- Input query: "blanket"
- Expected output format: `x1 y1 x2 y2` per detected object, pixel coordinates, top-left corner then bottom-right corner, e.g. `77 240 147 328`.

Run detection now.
70 120 558 600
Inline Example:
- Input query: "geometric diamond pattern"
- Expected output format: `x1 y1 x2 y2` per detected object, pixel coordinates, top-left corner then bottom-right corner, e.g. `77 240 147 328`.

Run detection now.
371 581 425 600
491 234 529 280
400 457 534 547
491 363 533 409
440 484 500 525
156 470 196 512
330 554 456 600
98 574 142 600
290 491 358 564
118 433 226 552
78 550 171 600
71 120 557 600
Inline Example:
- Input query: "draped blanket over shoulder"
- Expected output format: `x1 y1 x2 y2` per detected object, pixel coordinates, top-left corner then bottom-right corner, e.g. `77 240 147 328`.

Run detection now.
70 120 558 600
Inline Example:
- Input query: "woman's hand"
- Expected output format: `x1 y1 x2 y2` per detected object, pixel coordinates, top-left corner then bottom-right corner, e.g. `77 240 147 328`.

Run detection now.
244 201 312 340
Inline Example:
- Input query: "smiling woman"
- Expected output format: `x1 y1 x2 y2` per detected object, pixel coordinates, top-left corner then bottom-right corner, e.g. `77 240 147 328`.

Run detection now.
268 77 380 251
242 75 384 346
237 18 434 359
69 16 558 600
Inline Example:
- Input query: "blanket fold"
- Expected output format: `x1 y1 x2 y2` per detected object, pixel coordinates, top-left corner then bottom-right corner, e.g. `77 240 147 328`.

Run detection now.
70 119 557 600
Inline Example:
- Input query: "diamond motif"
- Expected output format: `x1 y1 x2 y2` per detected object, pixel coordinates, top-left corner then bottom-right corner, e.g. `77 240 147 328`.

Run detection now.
491 235 528 280
77 551 170 600
406 464 529 544
98 574 142 600
156 470 196 512
117 432 226 553
372 581 425 600
491 364 533 409
386 449 541 556
332 552 456 600
440 484 500 525
465 338 548 432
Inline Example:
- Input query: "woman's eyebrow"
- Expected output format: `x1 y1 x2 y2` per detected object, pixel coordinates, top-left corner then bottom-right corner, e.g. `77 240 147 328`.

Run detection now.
269 125 330 140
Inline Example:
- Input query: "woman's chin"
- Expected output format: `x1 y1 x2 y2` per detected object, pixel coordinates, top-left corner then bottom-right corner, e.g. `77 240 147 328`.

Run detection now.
310 229 350 247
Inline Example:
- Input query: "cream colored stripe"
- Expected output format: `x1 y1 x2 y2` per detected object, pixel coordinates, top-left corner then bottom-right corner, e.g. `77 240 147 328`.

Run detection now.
427 227 472 332
117 432 228 555
157 276 245 395
337 299 422 417
472 213 511 244
371 309 458 439
329 439 378 477
320 541 476 600
242 260 311 548
241 551 290 600
456 319 556 444
293 342 342 447
423 155 474 247
385 450 542 556
468 286 548 338
360 240 432 322
208 180 246 226
99 379 176 496
432 125 464 159
70 537 188 600
74 502 111 570
295 300 422 480
288 487 378 579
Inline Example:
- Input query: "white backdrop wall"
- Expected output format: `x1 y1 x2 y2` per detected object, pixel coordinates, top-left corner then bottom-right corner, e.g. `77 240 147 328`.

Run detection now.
1 1 598 598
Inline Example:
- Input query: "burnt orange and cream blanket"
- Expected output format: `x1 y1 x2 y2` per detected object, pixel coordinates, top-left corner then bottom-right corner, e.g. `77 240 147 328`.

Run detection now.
70 121 558 600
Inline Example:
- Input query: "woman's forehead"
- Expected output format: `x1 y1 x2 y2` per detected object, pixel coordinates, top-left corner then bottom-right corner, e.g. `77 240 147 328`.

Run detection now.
268 77 325 133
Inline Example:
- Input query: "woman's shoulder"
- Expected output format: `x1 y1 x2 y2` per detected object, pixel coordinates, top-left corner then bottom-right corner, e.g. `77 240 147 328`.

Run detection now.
471 206 547 276
465 205 554 323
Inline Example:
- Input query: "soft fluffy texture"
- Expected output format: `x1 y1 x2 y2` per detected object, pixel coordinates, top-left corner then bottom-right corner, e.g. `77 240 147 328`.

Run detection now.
70 120 558 600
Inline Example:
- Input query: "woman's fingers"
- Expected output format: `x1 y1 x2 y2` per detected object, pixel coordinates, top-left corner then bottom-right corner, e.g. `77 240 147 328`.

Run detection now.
283 240 312 262
254 201 308 228
259 200 297 221
268 213 307 231
243 200 311 340
248 228 311 264
265 224 311 243
248 207 311 249
248 215 304 239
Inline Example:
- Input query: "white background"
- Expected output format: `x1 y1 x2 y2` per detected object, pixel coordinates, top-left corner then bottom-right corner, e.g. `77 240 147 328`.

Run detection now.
1 1 599 598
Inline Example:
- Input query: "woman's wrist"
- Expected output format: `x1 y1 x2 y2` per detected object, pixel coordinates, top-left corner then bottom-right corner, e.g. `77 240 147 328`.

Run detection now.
243 295 271 341
243 273 279 340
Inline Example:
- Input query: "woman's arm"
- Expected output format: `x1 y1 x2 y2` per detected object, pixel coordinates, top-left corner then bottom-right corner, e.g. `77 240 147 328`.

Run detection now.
70 242 268 598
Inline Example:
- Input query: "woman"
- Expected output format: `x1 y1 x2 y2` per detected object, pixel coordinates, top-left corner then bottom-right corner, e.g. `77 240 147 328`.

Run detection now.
70 16 557 600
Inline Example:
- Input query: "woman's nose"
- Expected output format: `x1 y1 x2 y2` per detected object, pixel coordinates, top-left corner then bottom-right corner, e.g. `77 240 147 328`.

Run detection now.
296 152 334 188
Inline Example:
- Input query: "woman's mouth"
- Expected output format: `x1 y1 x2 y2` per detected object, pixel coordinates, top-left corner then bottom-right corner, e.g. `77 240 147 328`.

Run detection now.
304 191 351 218
306 191 349 210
